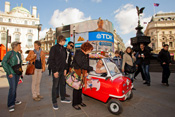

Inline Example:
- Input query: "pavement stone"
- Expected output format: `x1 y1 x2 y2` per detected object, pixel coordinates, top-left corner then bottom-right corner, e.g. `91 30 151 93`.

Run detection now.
0 66 175 117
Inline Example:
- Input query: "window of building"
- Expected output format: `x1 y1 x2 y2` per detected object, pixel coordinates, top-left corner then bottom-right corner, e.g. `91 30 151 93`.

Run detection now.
151 32 153 35
1 27 6 31
32 21 35 25
24 20 27 24
8 18 11 23
169 42 173 47
1 33 6 46
15 28 20 32
0 17 3 22
167 17 171 21
169 31 172 34
152 43 155 50
162 31 165 34
28 29 33 33
15 34 20 41
152 38 154 41
28 35 32 46
162 42 165 47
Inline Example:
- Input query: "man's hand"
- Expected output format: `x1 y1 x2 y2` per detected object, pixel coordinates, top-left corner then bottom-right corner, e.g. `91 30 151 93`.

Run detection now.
138 54 141 58
9 74 13 78
54 72 59 78
64 70 67 76
163 62 166 65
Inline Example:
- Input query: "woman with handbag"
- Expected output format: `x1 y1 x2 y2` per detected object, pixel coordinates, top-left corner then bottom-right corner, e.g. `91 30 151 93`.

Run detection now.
2 41 22 112
26 41 45 101
122 47 136 83
72 42 93 110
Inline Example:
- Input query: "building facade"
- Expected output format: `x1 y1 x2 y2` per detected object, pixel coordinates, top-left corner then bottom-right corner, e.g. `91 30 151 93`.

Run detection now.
144 13 175 60
40 28 56 53
113 30 125 52
0 1 40 55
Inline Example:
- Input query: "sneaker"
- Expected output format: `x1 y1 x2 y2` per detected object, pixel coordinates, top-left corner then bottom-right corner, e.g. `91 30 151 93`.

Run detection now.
9 105 15 112
37 95 44 99
53 103 59 110
147 83 151 86
61 98 71 103
143 82 148 84
15 101 22 105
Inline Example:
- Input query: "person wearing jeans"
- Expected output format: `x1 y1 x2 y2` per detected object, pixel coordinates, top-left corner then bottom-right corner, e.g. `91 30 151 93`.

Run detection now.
2 41 22 112
26 41 45 101
138 43 151 86
49 35 71 110
158 44 172 86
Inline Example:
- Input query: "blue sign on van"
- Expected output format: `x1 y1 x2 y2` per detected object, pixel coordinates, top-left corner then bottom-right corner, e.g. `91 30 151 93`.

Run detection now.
89 32 114 43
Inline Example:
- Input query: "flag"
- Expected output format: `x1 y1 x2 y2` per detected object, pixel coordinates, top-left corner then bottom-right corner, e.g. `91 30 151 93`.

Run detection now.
154 3 159 7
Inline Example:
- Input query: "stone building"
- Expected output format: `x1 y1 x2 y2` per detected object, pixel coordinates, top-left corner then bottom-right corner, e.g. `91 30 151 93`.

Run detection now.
144 13 175 60
0 1 40 56
113 30 126 52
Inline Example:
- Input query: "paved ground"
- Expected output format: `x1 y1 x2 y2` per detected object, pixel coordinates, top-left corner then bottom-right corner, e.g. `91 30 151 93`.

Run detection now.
0 65 175 117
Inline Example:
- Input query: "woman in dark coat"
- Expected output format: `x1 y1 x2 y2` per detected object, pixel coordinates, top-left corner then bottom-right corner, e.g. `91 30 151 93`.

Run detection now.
72 42 93 110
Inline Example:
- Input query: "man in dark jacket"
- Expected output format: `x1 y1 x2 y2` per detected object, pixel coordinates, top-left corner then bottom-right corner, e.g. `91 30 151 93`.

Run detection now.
49 35 71 110
158 44 171 86
138 43 151 86
64 41 74 97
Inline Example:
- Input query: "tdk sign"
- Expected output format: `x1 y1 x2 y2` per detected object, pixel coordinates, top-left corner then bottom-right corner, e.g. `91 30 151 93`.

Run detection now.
89 32 114 43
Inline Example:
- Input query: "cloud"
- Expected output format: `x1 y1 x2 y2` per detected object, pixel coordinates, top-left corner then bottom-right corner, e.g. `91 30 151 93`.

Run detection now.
50 8 91 28
125 40 132 47
114 4 151 34
65 0 68 2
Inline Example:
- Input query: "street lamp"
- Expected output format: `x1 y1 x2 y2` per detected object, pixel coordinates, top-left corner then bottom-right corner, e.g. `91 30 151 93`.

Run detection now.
73 26 76 55
36 24 42 40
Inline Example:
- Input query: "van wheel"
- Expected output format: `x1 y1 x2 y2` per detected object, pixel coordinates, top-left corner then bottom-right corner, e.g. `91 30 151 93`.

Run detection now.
127 91 133 100
108 99 123 115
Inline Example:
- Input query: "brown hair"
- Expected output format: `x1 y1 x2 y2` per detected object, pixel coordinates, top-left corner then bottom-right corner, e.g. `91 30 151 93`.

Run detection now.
81 42 93 52
34 41 41 46
125 47 133 53
57 35 66 43
115 50 120 54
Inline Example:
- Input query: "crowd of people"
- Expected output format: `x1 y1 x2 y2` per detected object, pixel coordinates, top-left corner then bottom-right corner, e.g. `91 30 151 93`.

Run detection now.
1 35 172 112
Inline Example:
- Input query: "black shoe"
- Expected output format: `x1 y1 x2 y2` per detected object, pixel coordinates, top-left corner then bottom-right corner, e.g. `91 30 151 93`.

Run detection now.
147 83 150 86
166 83 169 86
143 82 148 84
61 98 71 103
15 101 22 105
9 105 15 112
73 105 81 110
65 94 70 97
132 88 136 90
80 103 86 107
53 103 59 110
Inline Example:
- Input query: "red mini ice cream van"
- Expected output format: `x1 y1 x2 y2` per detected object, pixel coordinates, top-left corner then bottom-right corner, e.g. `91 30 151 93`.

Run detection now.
82 56 133 115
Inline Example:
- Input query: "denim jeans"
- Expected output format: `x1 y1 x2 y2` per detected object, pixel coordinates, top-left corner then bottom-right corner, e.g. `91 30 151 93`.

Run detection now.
52 72 66 104
6 74 20 107
141 64 150 83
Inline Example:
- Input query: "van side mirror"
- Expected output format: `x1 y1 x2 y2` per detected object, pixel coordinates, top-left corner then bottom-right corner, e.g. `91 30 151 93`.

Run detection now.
105 76 111 81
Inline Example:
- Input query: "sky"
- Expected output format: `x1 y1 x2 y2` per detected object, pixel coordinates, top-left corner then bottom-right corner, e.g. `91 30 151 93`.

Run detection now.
0 0 175 47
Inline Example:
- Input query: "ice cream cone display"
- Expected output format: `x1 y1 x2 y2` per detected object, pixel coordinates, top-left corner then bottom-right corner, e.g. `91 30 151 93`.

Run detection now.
89 54 105 59
77 36 85 41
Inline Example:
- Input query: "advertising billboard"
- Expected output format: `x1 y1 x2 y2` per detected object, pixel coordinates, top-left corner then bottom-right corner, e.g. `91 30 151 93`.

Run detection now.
70 19 114 34
88 32 114 43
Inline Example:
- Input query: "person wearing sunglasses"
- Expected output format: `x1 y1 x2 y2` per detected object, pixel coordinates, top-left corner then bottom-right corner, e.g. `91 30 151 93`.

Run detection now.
64 41 74 97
